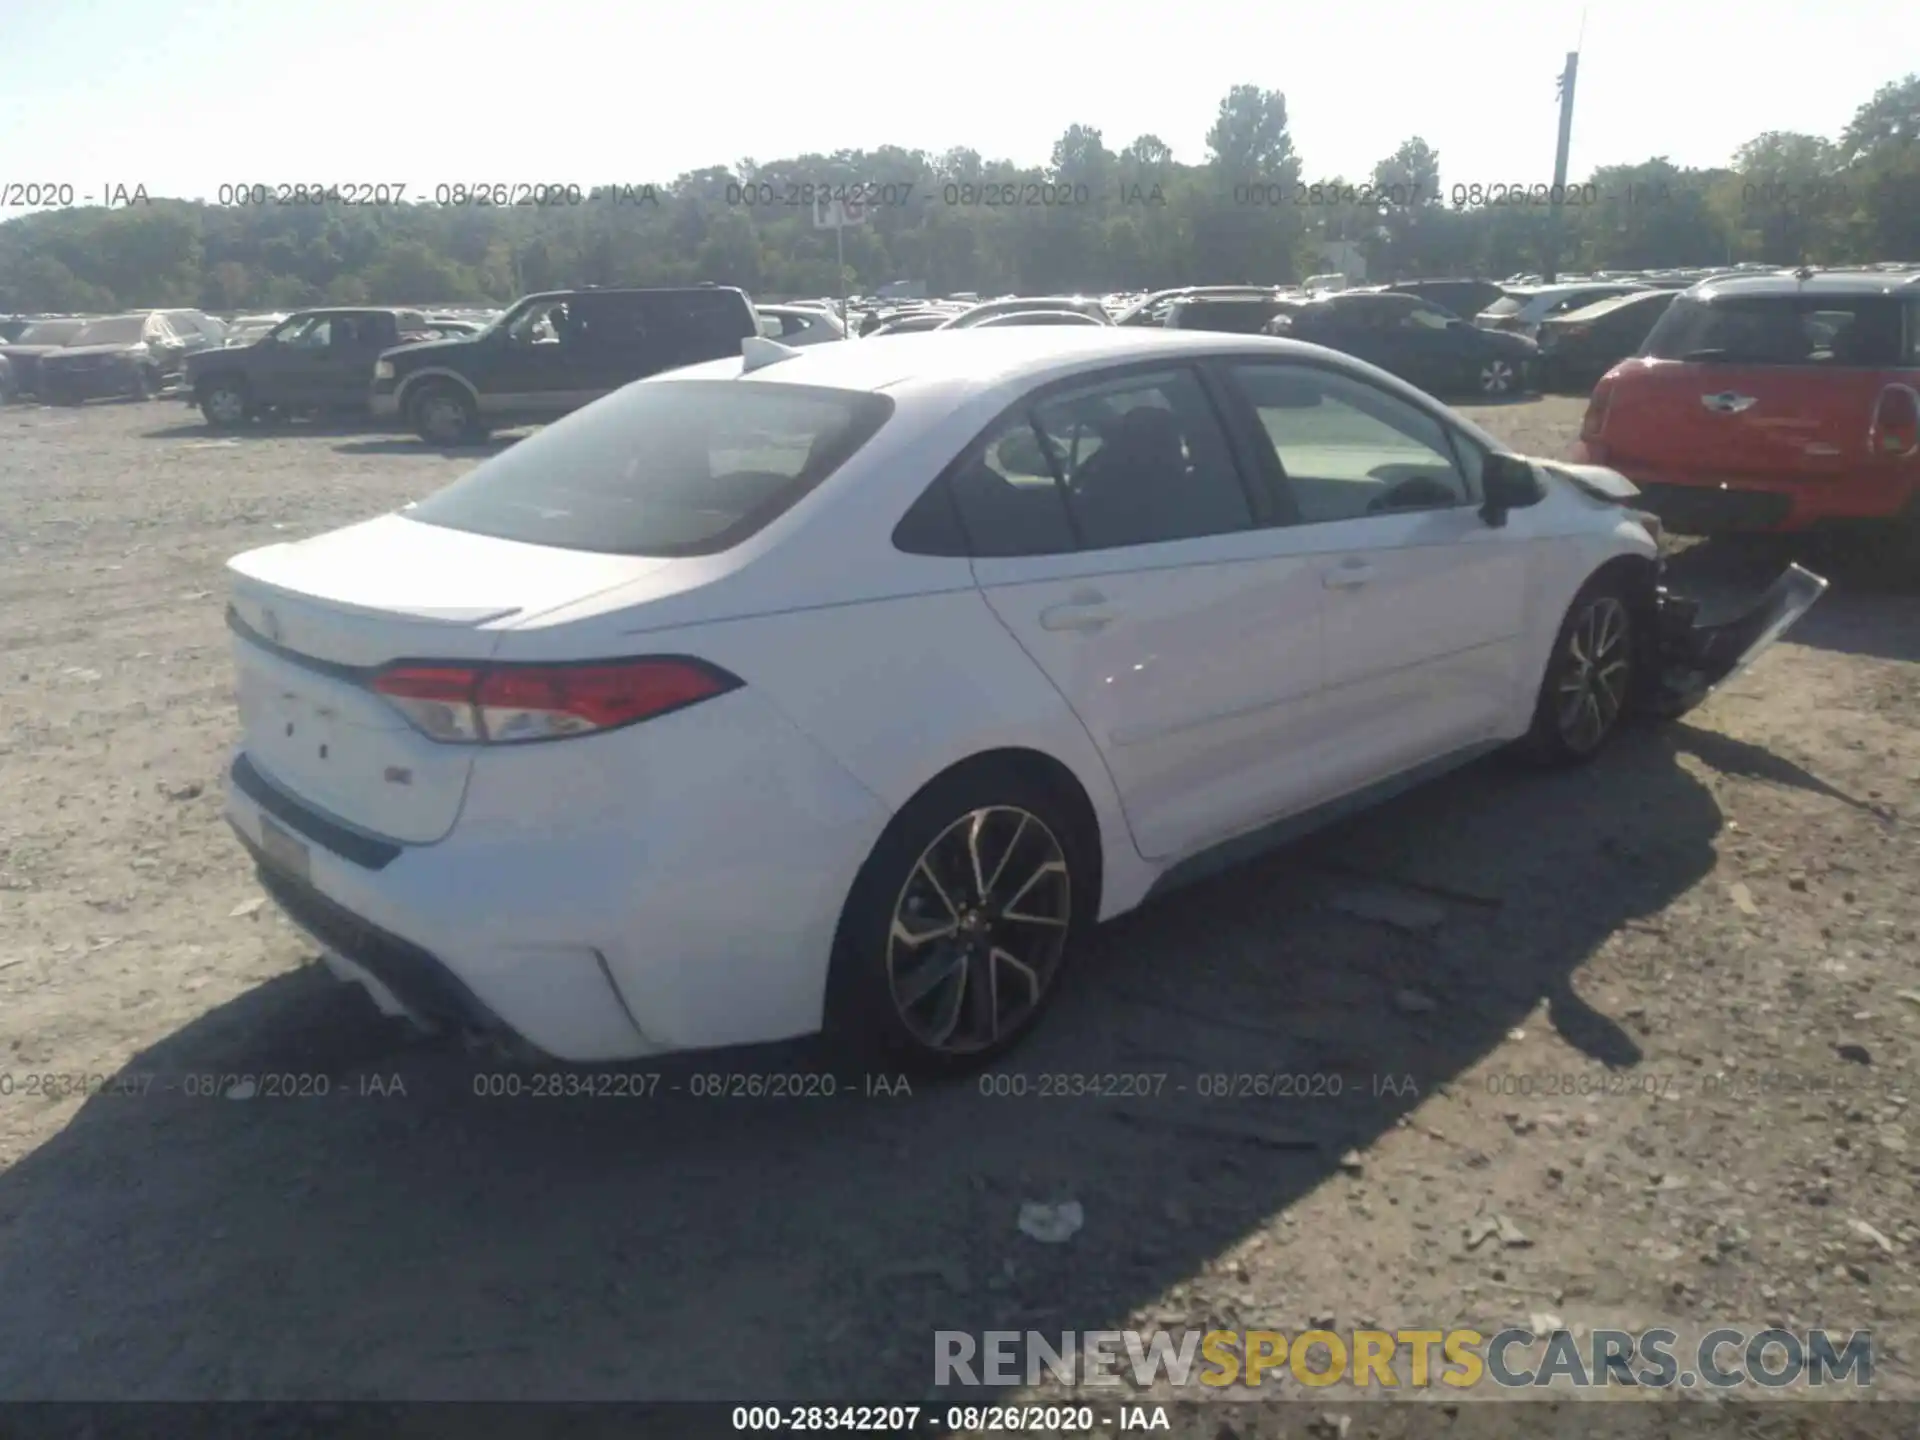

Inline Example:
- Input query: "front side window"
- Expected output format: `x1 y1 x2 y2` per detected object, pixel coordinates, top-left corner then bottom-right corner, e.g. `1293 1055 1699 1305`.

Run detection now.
1228 363 1472 524
403 380 894 556
1030 368 1253 551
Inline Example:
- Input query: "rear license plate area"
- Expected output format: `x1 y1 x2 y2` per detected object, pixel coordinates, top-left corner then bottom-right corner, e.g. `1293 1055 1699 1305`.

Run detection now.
258 813 311 884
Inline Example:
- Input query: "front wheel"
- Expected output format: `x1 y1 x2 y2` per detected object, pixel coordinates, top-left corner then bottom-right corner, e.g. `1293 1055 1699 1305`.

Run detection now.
199 378 253 428
825 764 1091 1076
408 382 484 445
1521 577 1638 764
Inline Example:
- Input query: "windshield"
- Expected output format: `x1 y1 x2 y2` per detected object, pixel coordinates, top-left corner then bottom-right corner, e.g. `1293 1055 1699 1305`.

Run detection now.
403 379 896 556
16 320 87 345
1641 294 1902 365
71 316 149 345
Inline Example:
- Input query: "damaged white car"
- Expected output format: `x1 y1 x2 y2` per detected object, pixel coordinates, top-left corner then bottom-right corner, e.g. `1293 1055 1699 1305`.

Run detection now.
221 328 1824 1072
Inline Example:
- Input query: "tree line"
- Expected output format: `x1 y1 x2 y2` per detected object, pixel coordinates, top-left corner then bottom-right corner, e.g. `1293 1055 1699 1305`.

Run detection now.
1 75 1914 313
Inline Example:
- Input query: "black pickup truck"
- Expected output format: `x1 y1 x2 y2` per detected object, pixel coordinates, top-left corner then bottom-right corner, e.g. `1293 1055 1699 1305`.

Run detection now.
370 286 758 443
185 307 443 427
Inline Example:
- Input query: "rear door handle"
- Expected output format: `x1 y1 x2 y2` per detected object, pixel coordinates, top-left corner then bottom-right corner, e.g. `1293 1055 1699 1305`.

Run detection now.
1323 560 1375 590
1039 599 1117 632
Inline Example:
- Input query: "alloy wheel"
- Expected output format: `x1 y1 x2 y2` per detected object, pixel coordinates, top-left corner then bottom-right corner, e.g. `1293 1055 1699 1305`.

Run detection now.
1479 359 1516 395
885 805 1072 1055
1555 595 1631 754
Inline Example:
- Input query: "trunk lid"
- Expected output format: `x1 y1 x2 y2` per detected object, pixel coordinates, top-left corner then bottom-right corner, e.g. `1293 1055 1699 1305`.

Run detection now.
227 514 672 844
1593 357 1873 486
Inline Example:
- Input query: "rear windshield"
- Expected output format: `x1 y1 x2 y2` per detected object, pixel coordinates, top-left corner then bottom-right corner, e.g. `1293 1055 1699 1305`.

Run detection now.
402 379 896 556
1480 296 1524 317
1641 295 1903 366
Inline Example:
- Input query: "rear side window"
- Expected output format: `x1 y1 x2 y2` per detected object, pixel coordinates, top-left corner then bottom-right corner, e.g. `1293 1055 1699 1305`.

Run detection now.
642 290 757 345
1643 295 1903 366
403 380 894 556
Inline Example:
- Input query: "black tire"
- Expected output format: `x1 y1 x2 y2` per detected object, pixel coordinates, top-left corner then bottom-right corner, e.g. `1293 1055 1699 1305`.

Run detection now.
408 381 484 445
198 376 253 429
1520 573 1639 765
823 760 1094 1077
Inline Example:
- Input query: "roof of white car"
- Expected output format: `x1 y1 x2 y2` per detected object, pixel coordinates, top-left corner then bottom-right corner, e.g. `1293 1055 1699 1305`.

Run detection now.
665 327 1310 397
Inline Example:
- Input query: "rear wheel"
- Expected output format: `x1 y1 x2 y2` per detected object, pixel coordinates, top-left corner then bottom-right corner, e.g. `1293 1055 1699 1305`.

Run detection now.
199 377 253 428
1477 357 1519 397
825 762 1091 1076
1522 575 1637 764
409 382 484 445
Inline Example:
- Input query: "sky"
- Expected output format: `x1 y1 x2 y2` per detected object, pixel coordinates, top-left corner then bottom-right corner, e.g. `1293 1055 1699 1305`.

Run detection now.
0 0 1909 220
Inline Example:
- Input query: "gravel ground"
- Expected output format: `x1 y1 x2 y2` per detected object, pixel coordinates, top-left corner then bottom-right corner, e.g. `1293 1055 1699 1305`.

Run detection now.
0 394 1916 1421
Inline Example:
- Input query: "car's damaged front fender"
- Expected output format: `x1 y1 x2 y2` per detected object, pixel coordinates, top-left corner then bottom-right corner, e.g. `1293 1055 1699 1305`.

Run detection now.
1640 562 1829 719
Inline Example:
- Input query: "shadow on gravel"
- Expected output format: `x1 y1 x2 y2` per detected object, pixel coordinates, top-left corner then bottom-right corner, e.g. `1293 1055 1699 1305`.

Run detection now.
140 417 393 442
0 727 1729 1401
1671 722 1881 812
332 436 525 459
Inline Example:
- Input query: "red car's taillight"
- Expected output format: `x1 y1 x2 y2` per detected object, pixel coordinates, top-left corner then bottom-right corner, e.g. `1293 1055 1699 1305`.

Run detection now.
369 658 741 744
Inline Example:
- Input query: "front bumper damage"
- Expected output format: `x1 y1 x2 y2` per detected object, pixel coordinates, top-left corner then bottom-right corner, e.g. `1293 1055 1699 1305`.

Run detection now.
1641 562 1829 719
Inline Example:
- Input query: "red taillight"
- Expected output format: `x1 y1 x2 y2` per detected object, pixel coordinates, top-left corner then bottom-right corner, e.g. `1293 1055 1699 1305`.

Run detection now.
1870 385 1920 458
369 658 739 744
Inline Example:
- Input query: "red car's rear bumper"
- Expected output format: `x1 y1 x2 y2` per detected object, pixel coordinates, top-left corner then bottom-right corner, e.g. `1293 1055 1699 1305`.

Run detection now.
1573 443 1918 533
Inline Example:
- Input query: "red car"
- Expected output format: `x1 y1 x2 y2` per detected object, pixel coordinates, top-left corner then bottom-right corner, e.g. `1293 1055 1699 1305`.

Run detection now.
1574 270 1920 536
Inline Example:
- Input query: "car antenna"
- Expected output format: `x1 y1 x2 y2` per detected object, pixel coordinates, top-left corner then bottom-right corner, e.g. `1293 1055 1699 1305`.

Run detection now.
740 335 802 373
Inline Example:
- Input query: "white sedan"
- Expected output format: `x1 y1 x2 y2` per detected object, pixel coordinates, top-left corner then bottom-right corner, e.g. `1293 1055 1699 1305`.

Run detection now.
221 328 1823 1071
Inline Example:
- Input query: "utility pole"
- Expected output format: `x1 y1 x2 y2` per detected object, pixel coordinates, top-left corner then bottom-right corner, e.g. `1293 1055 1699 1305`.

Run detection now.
1544 50 1579 283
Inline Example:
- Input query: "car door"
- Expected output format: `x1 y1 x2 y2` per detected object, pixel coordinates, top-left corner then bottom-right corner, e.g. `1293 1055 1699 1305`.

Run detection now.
1384 300 1471 394
317 311 393 406
490 296 594 418
961 364 1328 861
1217 359 1533 797
1308 298 1398 374
259 314 346 405
565 291 661 401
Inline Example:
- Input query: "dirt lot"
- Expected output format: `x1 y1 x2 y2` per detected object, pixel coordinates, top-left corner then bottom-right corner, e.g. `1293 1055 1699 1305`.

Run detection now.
1 394 1916 1421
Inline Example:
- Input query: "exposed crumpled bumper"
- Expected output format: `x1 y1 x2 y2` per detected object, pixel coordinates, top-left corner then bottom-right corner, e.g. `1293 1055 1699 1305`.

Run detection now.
1641 563 1829 719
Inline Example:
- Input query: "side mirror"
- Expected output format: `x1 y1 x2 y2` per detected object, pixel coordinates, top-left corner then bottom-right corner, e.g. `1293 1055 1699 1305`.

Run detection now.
1479 452 1545 527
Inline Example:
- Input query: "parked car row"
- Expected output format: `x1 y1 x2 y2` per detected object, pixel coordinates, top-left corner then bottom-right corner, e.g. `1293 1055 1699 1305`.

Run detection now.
13 270 1918 554
0 309 227 401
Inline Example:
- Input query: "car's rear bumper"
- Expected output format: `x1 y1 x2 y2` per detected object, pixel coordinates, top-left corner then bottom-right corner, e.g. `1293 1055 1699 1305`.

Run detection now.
220 687 892 1063
1645 563 1828 718
1572 446 1918 533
